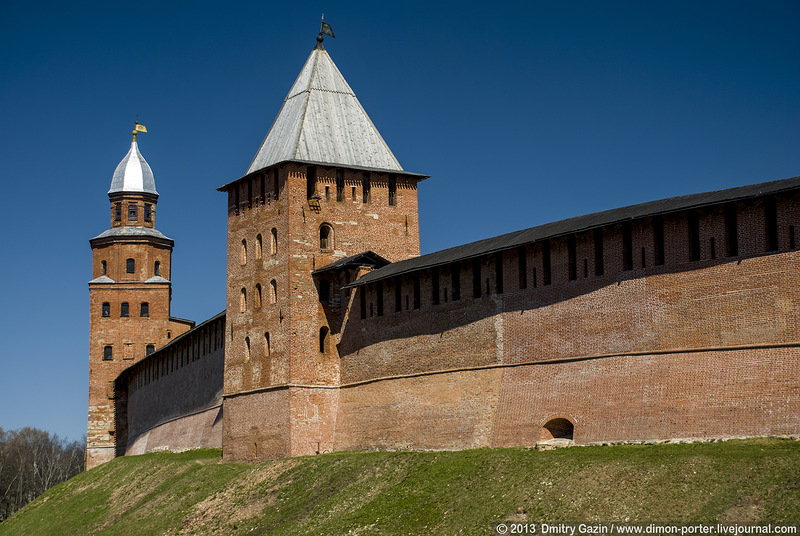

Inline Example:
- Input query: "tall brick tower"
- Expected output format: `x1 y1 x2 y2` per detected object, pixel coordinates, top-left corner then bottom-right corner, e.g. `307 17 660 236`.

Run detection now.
87 124 193 468
218 35 428 461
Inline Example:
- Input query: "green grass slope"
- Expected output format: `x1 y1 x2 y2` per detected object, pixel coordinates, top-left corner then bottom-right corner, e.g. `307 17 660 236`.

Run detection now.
1 439 798 535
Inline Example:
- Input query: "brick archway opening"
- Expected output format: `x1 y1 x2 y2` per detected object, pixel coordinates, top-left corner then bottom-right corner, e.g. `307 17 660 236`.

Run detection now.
542 418 574 441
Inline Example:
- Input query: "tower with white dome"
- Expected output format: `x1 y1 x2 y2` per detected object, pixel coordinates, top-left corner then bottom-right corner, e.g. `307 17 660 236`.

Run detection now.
87 124 194 468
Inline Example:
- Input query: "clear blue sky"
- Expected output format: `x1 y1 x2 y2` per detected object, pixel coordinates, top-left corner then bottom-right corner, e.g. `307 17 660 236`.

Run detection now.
1 1 798 442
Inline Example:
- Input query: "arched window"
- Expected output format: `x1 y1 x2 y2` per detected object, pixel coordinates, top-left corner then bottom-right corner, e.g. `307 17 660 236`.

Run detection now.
146 344 155 356
319 326 329 353
320 224 333 250
140 302 149 317
244 336 251 360
240 239 247 265
270 228 277 255
101 302 110 317
121 302 129 317
256 234 263 259
101 260 107 275
126 258 135 274
255 284 262 308
154 261 160 276
103 346 113 361
269 280 277 304
264 332 270 357
240 288 246 313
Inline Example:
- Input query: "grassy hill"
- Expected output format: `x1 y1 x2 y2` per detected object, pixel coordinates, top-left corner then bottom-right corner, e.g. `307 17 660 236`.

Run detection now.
1 438 798 535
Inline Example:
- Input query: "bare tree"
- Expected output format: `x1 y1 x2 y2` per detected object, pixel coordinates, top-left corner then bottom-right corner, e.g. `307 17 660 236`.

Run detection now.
0 427 85 522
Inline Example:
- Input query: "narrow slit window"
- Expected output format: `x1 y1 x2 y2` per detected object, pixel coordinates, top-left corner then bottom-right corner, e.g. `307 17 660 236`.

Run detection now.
542 241 551 285
688 212 701 261
336 169 344 202
114 203 122 221
724 204 738 257
568 235 577 281
472 258 482 298
394 276 402 312
240 288 246 313
319 327 329 353
101 260 107 275
306 166 317 199
154 261 160 276
494 253 504 293
764 197 778 251
653 217 665 266
240 239 247 265
594 228 605 275
362 172 371 203
376 281 384 316
270 228 277 255
451 263 461 301
264 332 270 356
269 280 277 304
256 234 263 259
144 204 152 222
622 222 633 270
431 268 440 305
388 175 397 206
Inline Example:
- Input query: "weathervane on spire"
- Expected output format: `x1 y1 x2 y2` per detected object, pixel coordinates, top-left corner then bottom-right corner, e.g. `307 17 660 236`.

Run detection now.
317 14 335 45
132 120 147 142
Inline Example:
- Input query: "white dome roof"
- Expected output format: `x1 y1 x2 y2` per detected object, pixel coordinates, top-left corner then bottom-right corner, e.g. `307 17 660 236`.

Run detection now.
109 139 157 195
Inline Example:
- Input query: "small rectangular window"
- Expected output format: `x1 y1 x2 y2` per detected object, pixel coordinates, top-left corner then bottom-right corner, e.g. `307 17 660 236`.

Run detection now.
622 222 633 270
336 169 344 202
388 175 397 206
431 268 440 305
306 166 317 199
102 302 110 317
103 346 113 361
567 235 577 281
394 276 402 312
724 204 738 257
144 204 152 222
764 197 778 252
362 173 371 203
594 229 604 275
653 217 665 266
114 203 122 221
121 302 129 317
128 204 138 221
140 302 149 317
494 253 504 293
451 263 461 301
472 258 482 298
542 241 551 285
126 258 135 274
688 212 701 261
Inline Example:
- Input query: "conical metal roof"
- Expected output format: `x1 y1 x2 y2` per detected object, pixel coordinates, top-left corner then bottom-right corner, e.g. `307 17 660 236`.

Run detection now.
109 139 158 195
246 44 403 175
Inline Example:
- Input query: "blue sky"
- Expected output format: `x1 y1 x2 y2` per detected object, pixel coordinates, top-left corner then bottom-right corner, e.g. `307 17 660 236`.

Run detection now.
1 1 798 442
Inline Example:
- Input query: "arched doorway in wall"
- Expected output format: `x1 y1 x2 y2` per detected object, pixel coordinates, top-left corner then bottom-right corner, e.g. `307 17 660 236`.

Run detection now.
541 418 574 441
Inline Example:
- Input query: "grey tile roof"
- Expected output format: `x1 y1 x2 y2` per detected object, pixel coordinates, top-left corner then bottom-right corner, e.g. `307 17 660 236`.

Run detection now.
90 227 172 242
88 275 115 284
109 139 158 195
246 44 404 176
347 175 800 288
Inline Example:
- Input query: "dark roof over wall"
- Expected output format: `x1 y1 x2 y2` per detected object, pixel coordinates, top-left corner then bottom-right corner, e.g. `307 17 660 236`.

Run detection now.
312 251 390 275
116 311 226 383
347 175 800 288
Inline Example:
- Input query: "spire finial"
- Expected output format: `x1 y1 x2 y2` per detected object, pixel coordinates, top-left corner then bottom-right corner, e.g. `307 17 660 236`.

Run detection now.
132 120 147 142
317 14 335 47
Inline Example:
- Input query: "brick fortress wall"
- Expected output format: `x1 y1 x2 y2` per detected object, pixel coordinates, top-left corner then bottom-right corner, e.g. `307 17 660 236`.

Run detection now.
115 313 225 456
333 192 799 451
